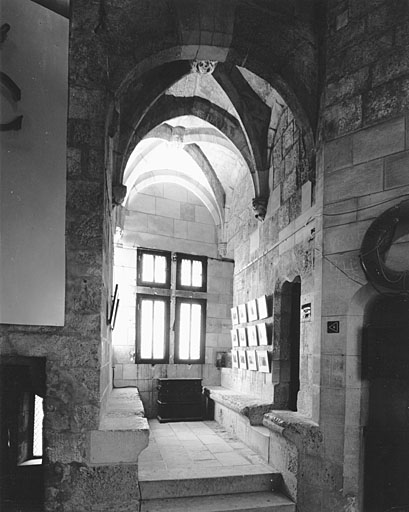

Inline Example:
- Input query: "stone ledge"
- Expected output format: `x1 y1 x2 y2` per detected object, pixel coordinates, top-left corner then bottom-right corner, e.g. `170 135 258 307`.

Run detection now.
89 387 149 465
204 385 275 426
263 411 322 454
100 387 145 429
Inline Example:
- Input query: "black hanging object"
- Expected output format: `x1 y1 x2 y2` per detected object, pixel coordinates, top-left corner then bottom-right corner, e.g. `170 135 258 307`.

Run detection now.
0 23 10 43
360 199 409 292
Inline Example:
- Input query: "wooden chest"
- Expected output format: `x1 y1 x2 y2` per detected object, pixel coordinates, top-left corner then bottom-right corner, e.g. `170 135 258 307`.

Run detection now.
157 378 203 422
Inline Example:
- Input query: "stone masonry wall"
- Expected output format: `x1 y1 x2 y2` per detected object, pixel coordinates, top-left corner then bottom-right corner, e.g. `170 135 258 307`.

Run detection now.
324 0 409 140
123 183 219 258
263 3 409 511
224 99 319 417
313 2 409 510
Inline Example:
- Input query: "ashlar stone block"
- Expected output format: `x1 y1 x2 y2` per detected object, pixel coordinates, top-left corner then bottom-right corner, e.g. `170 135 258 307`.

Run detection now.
324 134 352 173
324 158 383 204
147 215 174 237
353 116 405 163
384 150 409 189
129 193 155 214
90 388 149 465
371 47 409 88
269 185 281 213
364 78 409 125
195 204 214 225
301 181 312 212
323 95 362 140
324 219 371 254
180 202 196 221
155 196 180 219
187 221 216 243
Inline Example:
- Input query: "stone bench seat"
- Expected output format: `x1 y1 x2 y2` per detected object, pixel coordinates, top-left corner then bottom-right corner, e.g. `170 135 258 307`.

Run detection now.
204 385 275 426
90 387 149 465
100 387 146 429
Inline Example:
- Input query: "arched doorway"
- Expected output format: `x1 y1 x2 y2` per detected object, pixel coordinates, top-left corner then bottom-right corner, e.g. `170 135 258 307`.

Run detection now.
280 277 301 412
363 294 409 511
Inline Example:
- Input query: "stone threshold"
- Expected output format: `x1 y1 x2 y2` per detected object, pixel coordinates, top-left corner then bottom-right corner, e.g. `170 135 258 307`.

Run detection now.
89 387 149 465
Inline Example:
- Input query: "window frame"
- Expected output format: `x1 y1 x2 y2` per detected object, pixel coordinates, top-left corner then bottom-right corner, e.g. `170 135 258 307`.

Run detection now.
174 297 206 364
135 293 170 364
31 394 43 459
137 248 171 289
176 253 207 292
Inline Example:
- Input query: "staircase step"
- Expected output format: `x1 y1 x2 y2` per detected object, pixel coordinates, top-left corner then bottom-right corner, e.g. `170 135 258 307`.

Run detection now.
140 491 295 512
139 473 282 500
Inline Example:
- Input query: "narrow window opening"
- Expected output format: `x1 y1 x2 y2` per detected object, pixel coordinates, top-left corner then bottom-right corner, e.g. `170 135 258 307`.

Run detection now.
137 249 171 288
175 298 206 363
32 395 43 458
141 253 167 284
176 254 207 291
180 258 203 288
136 295 169 363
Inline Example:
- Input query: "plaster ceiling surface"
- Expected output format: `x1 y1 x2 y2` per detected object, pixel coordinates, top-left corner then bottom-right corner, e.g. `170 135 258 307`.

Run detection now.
123 114 246 213
165 116 218 130
237 66 285 108
195 141 248 192
128 141 209 188
165 71 238 118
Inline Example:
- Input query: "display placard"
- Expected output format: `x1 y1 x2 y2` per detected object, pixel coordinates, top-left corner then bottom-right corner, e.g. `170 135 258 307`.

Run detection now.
256 350 270 373
248 299 258 321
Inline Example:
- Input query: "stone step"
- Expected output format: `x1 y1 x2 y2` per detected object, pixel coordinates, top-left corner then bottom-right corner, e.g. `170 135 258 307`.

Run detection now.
139 472 282 500
140 491 295 512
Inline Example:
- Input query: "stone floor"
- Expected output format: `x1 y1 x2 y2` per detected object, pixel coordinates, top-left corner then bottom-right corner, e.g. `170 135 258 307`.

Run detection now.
138 419 274 480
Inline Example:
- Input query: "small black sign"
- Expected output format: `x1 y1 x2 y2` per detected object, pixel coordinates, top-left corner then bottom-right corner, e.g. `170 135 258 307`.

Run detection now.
327 321 340 334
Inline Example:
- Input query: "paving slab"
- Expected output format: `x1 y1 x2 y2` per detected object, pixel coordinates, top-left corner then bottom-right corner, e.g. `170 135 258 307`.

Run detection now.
139 420 277 482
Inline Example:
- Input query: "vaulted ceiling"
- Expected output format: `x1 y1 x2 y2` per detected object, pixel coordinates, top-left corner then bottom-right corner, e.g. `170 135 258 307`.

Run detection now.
122 64 287 227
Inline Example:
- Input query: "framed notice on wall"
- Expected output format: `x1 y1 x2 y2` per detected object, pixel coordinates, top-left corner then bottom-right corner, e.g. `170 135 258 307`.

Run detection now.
247 299 258 321
256 350 270 373
247 350 258 371
257 296 268 319
247 325 258 346
232 350 239 368
238 303 247 324
238 350 247 370
231 307 239 325
231 329 239 347
257 323 268 345
238 327 247 347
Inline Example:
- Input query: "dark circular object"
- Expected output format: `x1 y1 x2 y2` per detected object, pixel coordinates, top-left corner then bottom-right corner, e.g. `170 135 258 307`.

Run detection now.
360 199 409 292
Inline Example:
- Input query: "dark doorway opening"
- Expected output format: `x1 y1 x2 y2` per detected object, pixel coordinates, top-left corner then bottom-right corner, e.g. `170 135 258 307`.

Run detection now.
363 295 409 512
281 277 301 411
0 356 45 511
